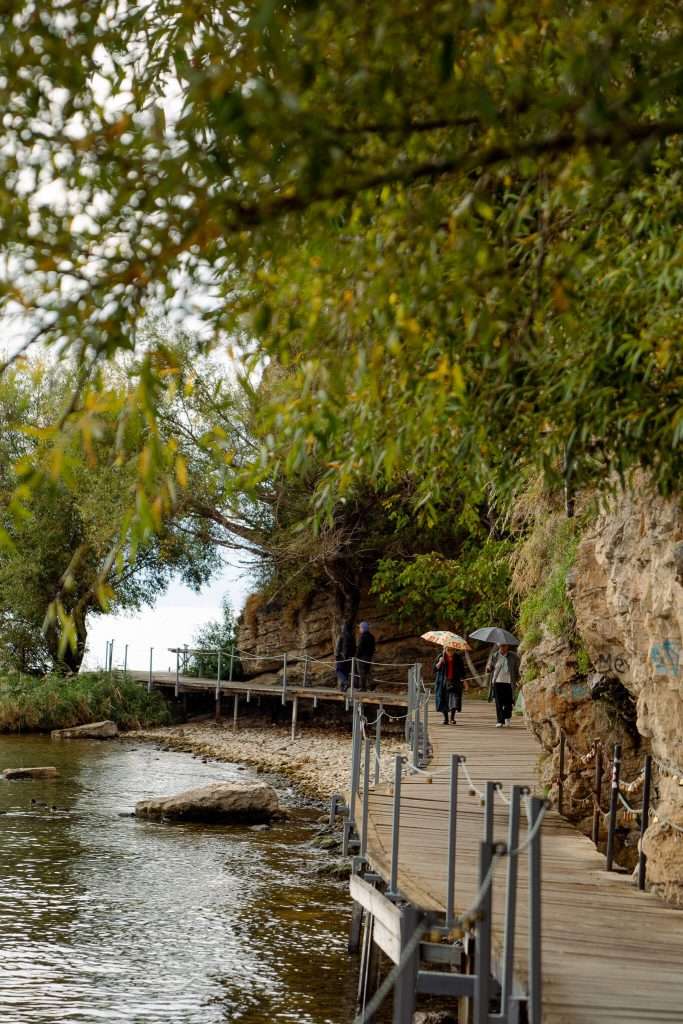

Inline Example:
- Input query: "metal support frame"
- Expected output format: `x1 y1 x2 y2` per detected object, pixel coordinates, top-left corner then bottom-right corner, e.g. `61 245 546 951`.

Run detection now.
638 754 652 891
606 742 622 871
474 840 495 1024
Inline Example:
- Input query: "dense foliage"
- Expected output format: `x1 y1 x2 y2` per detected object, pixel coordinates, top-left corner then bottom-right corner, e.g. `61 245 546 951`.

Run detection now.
0 671 171 732
187 597 243 680
0 3 681 641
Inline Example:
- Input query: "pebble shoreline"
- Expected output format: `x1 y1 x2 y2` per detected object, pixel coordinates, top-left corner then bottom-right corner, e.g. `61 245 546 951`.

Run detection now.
129 719 407 800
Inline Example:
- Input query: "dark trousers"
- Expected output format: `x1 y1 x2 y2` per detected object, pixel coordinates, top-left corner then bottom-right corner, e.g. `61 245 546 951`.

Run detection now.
358 663 373 691
493 683 513 724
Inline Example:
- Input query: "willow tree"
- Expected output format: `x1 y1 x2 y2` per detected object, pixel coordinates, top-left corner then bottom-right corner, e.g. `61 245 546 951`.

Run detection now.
0 1 681 549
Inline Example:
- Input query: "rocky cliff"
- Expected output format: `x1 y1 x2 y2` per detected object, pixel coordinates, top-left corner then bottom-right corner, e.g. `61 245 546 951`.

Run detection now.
521 478 683 900
238 586 436 689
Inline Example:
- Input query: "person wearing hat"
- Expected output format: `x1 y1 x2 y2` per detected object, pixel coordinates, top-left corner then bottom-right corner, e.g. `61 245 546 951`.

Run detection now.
356 621 376 690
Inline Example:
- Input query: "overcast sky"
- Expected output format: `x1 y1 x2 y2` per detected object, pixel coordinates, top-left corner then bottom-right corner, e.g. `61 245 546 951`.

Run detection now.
82 562 251 671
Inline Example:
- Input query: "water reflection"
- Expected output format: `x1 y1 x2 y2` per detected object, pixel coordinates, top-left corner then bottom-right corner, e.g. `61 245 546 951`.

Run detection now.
0 736 362 1023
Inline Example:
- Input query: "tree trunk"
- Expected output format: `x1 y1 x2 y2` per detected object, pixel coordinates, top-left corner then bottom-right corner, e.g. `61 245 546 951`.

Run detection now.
44 609 87 674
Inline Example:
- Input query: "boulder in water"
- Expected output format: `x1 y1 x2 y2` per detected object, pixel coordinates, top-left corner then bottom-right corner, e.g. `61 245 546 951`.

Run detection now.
3 766 59 780
134 781 279 824
51 721 118 740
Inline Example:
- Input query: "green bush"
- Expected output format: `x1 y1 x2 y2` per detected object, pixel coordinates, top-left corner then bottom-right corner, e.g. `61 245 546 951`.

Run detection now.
370 540 515 633
518 519 579 644
0 671 172 733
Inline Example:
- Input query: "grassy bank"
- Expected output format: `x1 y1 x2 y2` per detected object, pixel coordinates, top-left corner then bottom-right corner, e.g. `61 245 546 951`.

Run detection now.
0 671 172 733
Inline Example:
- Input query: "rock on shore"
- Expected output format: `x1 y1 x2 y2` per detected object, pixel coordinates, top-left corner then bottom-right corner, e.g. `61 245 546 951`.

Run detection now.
3 766 58 780
51 721 118 740
135 780 279 824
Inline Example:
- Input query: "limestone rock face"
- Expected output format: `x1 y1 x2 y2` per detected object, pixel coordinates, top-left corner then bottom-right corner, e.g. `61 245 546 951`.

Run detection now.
51 721 118 740
135 780 280 823
523 479 683 897
238 585 436 690
3 766 58 780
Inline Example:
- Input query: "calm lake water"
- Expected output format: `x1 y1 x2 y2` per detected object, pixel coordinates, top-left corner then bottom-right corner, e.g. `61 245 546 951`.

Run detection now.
0 735 362 1024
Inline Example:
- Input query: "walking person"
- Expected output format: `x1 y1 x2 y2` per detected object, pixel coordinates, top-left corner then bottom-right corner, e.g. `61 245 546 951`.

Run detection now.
487 643 520 727
356 621 376 690
335 621 356 692
435 647 466 725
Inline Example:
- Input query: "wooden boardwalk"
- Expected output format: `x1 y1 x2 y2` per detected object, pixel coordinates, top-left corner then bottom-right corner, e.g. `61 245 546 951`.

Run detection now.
363 701 683 1023
131 670 409 707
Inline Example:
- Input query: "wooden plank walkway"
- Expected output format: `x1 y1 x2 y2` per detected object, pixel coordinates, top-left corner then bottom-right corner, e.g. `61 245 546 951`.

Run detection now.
130 671 409 707
364 701 683 1023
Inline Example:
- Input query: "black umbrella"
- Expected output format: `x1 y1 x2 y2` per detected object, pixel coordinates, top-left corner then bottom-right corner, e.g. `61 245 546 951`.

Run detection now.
469 627 519 646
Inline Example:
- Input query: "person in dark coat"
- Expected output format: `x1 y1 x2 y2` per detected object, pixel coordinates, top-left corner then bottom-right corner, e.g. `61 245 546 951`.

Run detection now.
434 648 466 725
356 621 376 690
486 643 520 727
335 622 356 691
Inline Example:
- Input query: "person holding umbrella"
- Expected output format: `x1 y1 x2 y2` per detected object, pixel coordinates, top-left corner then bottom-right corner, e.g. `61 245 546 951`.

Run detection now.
421 631 471 726
470 627 520 728
434 646 467 725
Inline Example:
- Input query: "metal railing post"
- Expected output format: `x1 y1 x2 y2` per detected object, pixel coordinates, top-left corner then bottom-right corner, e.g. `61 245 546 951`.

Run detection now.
303 654 309 688
411 701 419 769
148 647 153 693
501 785 526 1014
474 840 494 1024
175 649 180 698
484 780 498 846
281 652 287 706
393 903 421 1024
123 644 128 673
592 743 603 846
374 704 383 786
349 702 361 832
361 735 371 859
638 754 653 891
422 688 429 763
388 754 403 896
217 650 222 693
109 639 114 673
104 640 109 671
528 796 544 1024
558 731 565 816
606 742 622 871
446 753 461 928
350 656 356 700
229 644 234 682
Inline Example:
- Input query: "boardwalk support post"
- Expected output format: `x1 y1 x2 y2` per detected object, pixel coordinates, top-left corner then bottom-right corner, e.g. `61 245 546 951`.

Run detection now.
558 731 565 816
233 693 239 732
606 742 622 871
638 754 653 891
388 754 403 897
291 695 298 741
592 743 603 847
528 796 545 1024
446 753 461 928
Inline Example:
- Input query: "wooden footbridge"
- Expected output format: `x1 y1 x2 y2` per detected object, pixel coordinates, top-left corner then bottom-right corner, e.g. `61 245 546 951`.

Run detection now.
344 698 683 1023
